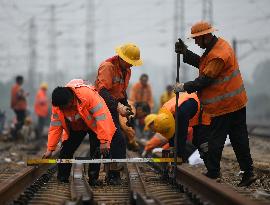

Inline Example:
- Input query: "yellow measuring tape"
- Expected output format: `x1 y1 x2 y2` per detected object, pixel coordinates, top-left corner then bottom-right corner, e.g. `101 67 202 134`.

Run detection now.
27 157 182 165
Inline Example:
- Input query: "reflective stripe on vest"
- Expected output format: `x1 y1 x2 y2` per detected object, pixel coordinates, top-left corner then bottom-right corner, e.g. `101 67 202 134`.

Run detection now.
202 84 245 105
74 113 81 121
50 121 62 126
86 113 106 127
95 114 106 121
112 76 124 84
52 113 59 119
90 103 103 114
212 69 240 85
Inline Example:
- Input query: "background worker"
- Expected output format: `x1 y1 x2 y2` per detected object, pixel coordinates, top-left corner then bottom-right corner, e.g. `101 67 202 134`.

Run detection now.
143 92 210 165
174 21 255 186
129 73 154 111
142 126 193 157
43 79 116 185
160 85 175 107
34 82 49 138
95 43 143 184
10 75 28 138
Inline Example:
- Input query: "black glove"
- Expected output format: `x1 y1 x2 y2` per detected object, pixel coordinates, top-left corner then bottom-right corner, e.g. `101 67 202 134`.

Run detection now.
126 116 135 128
175 38 187 54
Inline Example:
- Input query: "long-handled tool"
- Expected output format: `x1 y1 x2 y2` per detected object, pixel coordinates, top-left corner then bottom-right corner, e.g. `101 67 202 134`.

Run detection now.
173 39 181 180
27 157 182 165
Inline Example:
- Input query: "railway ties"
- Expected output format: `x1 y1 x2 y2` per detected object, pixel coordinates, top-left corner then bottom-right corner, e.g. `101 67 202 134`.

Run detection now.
1 142 269 205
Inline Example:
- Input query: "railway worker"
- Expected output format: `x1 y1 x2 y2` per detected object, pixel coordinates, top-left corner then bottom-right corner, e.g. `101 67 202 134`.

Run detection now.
143 92 210 167
160 85 176 107
10 75 28 138
95 43 143 184
174 21 256 186
34 82 49 138
142 126 193 158
43 79 116 185
129 73 154 111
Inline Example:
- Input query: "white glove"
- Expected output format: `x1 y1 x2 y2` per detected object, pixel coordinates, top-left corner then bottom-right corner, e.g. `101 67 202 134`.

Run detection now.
141 150 149 157
173 82 185 93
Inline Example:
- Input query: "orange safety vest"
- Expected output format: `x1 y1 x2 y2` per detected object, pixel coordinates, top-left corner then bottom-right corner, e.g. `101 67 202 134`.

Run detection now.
144 127 193 152
144 133 168 152
162 92 210 126
10 84 27 110
198 38 248 117
47 79 116 151
95 55 131 100
129 82 154 109
34 88 49 117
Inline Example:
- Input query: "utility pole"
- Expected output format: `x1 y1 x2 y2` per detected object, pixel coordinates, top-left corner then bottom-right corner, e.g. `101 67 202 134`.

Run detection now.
28 17 37 103
85 0 95 78
232 38 237 58
173 0 186 82
48 5 58 87
202 0 213 24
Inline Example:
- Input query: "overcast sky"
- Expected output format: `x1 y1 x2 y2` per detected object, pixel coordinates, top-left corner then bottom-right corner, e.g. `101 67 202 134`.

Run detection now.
0 0 270 100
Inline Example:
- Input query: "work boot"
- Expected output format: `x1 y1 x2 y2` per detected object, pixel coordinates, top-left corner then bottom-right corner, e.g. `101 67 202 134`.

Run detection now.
106 171 122 185
88 178 103 186
203 171 221 179
238 172 257 187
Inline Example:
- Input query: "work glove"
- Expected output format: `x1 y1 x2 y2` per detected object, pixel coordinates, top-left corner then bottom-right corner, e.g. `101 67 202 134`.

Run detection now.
100 141 110 157
141 150 149 158
42 150 53 159
117 102 130 117
173 82 185 93
175 38 187 54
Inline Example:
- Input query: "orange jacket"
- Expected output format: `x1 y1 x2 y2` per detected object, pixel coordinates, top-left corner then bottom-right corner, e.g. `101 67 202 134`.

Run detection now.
34 88 49 117
95 55 131 100
10 84 27 110
162 92 210 126
47 79 116 151
129 82 154 109
199 38 247 117
144 127 193 152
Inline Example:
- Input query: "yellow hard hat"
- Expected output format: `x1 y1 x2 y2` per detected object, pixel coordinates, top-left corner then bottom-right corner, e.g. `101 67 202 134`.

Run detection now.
153 108 175 140
144 114 157 131
115 43 143 66
40 82 48 89
188 21 217 39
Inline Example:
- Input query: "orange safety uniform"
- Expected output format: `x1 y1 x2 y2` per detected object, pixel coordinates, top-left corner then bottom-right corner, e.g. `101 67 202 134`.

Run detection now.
34 88 49 117
144 127 193 152
95 55 131 100
199 38 247 117
129 82 154 109
10 84 27 110
47 79 116 151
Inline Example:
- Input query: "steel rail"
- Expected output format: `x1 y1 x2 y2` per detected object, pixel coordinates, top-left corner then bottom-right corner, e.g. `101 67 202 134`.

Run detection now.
175 164 268 205
0 150 59 205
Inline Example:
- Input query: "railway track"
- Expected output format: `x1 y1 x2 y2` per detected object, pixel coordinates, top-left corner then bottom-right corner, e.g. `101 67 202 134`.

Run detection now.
0 141 269 204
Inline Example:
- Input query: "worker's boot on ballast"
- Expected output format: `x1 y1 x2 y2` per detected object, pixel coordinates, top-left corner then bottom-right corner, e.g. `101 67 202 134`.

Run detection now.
88 171 103 186
106 171 121 185
238 171 257 187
